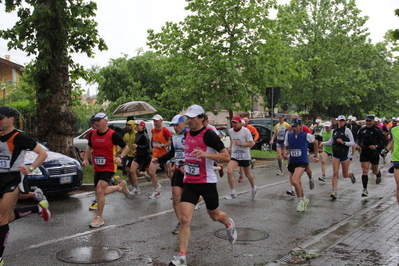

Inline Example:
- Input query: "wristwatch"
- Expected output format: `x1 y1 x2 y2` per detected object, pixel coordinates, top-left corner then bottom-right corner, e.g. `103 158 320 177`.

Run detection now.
27 165 35 172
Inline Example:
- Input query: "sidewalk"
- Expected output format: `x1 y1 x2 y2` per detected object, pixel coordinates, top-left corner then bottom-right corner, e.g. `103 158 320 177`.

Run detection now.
267 191 399 266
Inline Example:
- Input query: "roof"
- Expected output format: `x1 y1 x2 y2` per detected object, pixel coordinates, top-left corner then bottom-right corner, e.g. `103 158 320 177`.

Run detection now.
0 57 24 71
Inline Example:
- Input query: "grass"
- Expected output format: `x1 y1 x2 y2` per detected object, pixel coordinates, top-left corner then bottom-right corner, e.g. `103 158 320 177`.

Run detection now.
250 149 278 158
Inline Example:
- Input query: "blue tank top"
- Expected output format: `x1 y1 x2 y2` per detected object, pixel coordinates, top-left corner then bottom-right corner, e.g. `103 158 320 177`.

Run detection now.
287 131 309 164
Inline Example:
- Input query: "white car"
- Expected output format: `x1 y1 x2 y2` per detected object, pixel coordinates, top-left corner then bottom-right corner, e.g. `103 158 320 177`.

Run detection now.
74 119 175 151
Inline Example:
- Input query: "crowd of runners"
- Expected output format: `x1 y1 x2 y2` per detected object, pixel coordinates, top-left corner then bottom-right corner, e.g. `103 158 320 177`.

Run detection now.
2 102 399 266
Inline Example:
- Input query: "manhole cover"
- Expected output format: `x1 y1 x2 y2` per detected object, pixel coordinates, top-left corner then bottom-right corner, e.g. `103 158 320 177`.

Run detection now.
56 246 124 264
214 227 269 242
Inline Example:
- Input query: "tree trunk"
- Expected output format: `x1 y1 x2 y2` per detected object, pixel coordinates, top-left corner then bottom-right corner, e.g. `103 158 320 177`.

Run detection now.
35 0 77 159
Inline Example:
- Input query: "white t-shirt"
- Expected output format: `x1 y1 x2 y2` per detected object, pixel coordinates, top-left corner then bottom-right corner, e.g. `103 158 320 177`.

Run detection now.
229 127 254 160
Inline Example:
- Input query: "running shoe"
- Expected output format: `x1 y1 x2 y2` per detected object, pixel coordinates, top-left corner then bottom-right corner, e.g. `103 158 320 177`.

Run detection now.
119 180 130 198
286 189 295 196
238 176 244 182
225 193 237 200
226 218 237 244
309 179 314 190
89 200 98 210
172 222 180 234
148 190 161 199
361 188 369 197
251 159 256 169
349 173 356 184
296 198 309 212
169 254 187 266
112 175 120 185
376 176 382 185
89 217 105 228
277 170 284 176
252 186 257 201
39 200 51 222
194 203 200 210
330 191 337 200
34 187 46 202
0 258 3 266
218 165 224 177
131 187 141 195
318 176 326 182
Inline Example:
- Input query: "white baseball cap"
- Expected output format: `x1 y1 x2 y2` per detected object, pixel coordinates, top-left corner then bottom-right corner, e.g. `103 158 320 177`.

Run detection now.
315 119 321 123
184 105 205 117
152 114 163 121
351 117 357 121
337 115 346 121
324 122 332 127
171 115 186 125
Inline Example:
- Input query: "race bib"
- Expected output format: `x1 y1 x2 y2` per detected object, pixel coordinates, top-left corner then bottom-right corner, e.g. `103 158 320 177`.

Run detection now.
233 150 245 159
290 149 302 157
0 155 10 169
175 148 185 160
94 155 106 165
185 161 200 176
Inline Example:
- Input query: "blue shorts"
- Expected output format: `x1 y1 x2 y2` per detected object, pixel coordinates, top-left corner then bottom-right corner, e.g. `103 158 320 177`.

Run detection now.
333 156 349 162
323 150 332 156
393 161 399 169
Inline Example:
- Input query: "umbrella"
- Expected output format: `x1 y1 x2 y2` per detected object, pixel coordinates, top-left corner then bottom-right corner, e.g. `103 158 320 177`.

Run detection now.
111 101 157 117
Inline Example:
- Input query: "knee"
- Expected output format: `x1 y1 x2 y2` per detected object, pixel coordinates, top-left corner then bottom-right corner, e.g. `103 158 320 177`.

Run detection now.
179 213 192 225
172 195 181 204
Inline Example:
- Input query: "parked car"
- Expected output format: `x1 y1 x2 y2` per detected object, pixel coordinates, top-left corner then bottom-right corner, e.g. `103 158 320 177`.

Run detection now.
251 124 276 151
216 126 231 149
74 119 175 152
248 118 279 130
25 143 83 195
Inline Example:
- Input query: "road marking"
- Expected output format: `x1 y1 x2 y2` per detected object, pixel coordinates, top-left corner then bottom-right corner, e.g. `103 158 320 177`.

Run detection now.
21 224 118 251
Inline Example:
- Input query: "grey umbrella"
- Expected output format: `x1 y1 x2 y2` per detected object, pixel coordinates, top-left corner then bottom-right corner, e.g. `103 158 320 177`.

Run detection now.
111 101 157 117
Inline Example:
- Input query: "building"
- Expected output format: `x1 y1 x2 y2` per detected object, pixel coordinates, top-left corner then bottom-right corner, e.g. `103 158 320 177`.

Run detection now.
0 55 24 103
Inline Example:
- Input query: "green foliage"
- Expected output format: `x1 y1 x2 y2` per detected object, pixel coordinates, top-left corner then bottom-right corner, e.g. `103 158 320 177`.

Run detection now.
89 51 179 120
276 0 398 120
147 0 293 116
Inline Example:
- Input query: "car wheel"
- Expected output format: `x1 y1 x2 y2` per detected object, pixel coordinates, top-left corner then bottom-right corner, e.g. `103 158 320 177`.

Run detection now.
260 142 270 151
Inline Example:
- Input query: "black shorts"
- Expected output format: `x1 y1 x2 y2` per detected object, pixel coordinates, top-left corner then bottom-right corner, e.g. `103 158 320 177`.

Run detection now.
181 183 219 210
0 172 26 197
171 169 184 188
231 158 251 167
360 151 380 165
287 162 308 173
315 135 323 142
134 154 152 172
94 171 114 187
125 156 134 168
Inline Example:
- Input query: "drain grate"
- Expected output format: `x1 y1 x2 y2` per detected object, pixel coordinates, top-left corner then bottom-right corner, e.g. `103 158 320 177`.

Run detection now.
56 246 124 264
214 227 269 242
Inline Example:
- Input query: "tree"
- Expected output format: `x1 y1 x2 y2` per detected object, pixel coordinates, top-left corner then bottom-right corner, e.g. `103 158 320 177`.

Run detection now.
0 0 107 157
89 50 178 120
147 0 291 119
277 0 374 119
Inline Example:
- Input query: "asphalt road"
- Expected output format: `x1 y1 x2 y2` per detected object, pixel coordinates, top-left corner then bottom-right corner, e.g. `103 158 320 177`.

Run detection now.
6 153 397 265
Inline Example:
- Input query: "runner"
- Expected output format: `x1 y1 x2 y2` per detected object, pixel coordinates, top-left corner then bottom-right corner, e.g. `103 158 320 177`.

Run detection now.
283 118 319 212
270 114 290 176
347 117 361 157
169 105 236 266
225 116 257 200
82 112 130 228
238 117 259 181
356 114 387 196
322 115 356 200
153 115 188 234
147 114 173 199
318 122 333 182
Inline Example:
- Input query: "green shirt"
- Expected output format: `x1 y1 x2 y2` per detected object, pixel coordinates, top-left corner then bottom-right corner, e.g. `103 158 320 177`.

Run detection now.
321 130 333 154
391 126 399 161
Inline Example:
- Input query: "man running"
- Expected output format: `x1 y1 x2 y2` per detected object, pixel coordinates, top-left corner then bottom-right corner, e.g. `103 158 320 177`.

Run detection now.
319 122 333 182
283 118 319 212
83 112 130 228
356 114 387 196
225 116 257 200
270 114 290 176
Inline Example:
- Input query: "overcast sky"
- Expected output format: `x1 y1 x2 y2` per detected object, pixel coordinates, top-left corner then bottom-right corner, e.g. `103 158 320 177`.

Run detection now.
0 0 398 90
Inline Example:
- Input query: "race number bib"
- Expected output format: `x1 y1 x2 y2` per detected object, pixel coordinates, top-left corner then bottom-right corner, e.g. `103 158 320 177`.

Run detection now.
290 149 302 157
0 155 10 169
185 162 200 176
94 156 106 165
175 148 185 160
232 150 245 159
